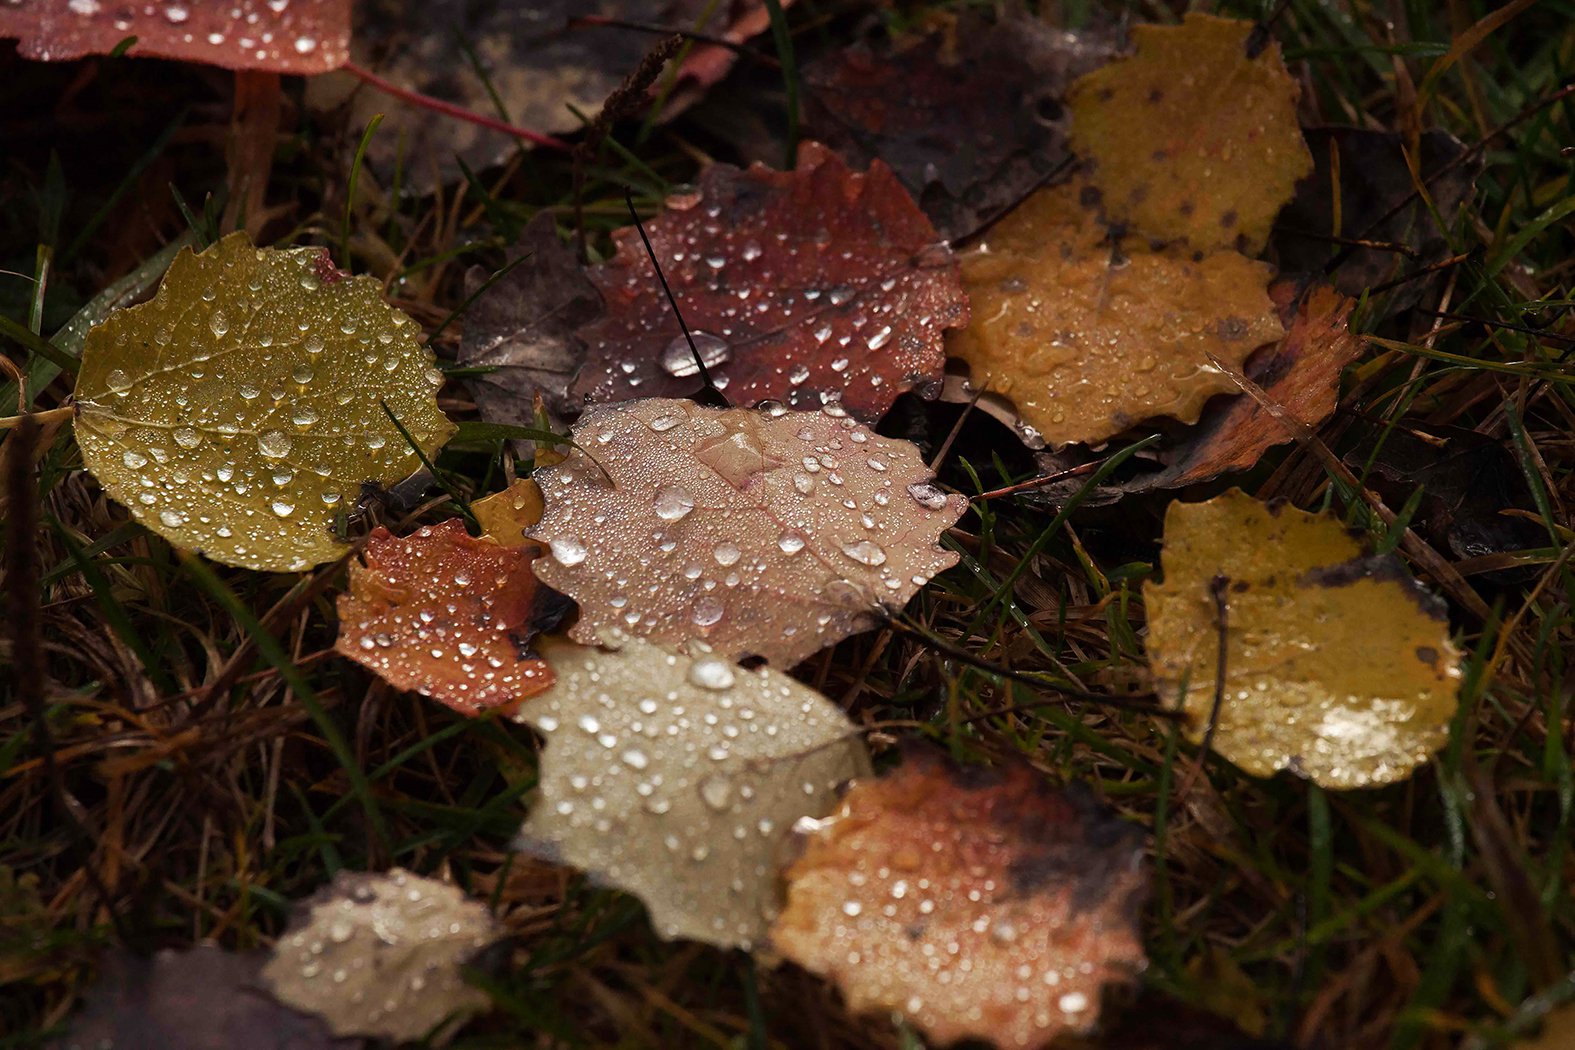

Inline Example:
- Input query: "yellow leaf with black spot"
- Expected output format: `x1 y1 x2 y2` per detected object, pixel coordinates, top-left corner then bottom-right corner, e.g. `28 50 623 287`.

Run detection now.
1069 13 1312 253
1144 489 1461 789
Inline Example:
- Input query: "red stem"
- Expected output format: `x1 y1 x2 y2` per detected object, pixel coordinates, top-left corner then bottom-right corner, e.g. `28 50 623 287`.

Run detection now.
341 59 572 152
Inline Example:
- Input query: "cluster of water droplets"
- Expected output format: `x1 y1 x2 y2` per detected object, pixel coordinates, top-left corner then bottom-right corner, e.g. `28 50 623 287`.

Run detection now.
573 161 966 418
75 237 451 572
261 868 499 1042
337 522 551 713
11 0 343 69
514 635 869 950
528 398 966 666
774 762 1148 1048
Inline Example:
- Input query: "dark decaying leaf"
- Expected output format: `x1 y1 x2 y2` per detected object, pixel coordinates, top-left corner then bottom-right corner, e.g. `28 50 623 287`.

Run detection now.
311 0 783 185
459 214 602 429
1344 425 1549 583
0 0 351 73
1055 989 1292 1049
1274 127 1480 309
50 946 357 1050
771 746 1148 1049
802 12 1120 242
570 143 968 420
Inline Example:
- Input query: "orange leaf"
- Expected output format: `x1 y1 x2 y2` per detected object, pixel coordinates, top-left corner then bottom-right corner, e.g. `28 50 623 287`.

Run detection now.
0 0 351 73
335 520 552 716
772 748 1148 1048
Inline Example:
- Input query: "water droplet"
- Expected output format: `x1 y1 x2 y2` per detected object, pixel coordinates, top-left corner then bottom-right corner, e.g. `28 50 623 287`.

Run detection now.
550 536 588 566
660 332 731 377
208 310 229 337
906 482 950 510
121 450 148 469
688 658 736 690
653 486 695 522
257 430 292 458
173 428 202 449
713 541 741 567
841 540 887 566
106 369 132 393
777 532 805 555
699 775 732 810
691 595 724 627
272 499 295 518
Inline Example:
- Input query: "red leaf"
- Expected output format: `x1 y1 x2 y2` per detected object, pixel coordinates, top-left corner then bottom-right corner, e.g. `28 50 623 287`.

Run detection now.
335 520 553 716
571 143 968 421
0 0 351 73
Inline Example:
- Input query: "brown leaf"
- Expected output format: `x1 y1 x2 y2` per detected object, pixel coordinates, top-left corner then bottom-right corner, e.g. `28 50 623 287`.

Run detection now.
1145 283 1364 488
570 143 969 421
0 0 350 73
947 182 1284 446
529 399 967 665
1068 13 1311 253
335 520 553 716
771 746 1148 1049
1274 127 1481 310
262 869 501 1044
311 0 785 186
802 13 1120 241
458 214 603 429
51 946 357 1050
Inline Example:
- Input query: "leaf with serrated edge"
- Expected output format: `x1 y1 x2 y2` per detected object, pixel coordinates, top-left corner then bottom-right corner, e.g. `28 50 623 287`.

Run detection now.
471 479 544 546
1144 489 1462 789
74 232 454 573
1068 13 1311 253
262 868 500 1044
514 634 870 950
772 747 1148 1049
947 183 1283 447
334 520 552 717
529 398 967 665
570 143 968 420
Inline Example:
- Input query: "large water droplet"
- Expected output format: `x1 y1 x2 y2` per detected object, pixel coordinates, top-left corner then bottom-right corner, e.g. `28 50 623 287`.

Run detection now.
841 540 887 566
688 658 736 691
660 332 731 377
691 595 724 627
257 430 292 458
550 536 588 566
906 482 950 510
699 775 733 810
653 485 696 522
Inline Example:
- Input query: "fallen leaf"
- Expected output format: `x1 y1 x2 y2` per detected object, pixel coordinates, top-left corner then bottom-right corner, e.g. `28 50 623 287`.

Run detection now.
947 182 1284 446
514 634 870 950
1344 425 1548 584
312 0 784 185
570 143 968 420
73 232 454 573
471 479 545 546
529 398 968 665
802 13 1120 241
262 868 501 1044
52 945 356 1050
771 746 1148 1049
1068 13 1311 252
1143 283 1364 488
334 520 553 716
1275 127 1480 309
1144 489 1463 789
458 214 603 430
0 0 350 73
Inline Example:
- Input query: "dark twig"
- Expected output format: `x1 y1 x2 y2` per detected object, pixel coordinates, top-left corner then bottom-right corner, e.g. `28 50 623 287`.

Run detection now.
623 190 731 407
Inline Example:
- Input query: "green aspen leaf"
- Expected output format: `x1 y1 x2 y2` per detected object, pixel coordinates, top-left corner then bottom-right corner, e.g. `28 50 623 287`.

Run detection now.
73 232 455 573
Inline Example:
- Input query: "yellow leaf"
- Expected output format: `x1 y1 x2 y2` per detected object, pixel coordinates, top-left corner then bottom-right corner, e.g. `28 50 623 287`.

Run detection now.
471 479 543 545
1144 489 1462 789
948 183 1283 446
1068 13 1312 252
74 233 454 573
